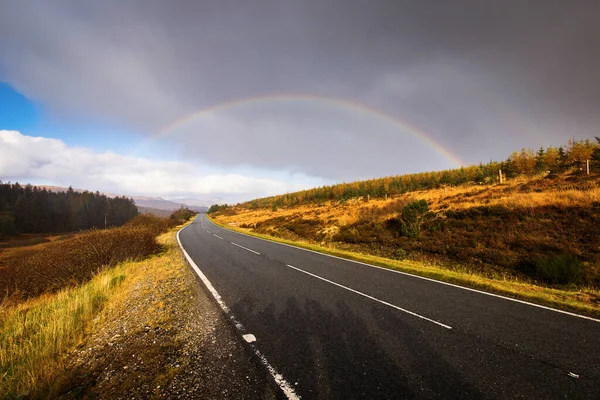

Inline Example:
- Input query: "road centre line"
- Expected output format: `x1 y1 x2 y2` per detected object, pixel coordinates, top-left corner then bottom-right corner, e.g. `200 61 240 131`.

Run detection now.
213 234 224 240
202 216 600 323
231 242 261 255
202 216 448 328
285 264 452 329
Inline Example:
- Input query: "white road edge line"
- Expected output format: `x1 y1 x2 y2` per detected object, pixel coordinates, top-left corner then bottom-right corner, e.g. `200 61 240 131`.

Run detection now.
231 242 261 255
213 234 224 240
286 264 452 330
204 216 600 324
177 224 301 400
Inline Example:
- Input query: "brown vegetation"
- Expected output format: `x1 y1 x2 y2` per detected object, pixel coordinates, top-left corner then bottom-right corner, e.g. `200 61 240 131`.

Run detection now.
212 172 600 292
0 215 181 302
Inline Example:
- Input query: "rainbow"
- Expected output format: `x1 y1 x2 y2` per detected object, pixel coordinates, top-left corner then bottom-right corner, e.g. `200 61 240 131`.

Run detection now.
150 93 464 167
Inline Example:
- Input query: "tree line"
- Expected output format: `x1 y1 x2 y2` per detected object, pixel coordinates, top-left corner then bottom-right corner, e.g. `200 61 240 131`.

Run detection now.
238 138 600 209
207 204 229 214
0 183 138 235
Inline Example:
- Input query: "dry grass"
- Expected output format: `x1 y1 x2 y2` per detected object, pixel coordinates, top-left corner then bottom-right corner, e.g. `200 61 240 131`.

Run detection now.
414 176 600 212
0 260 128 397
0 225 189 398
221 177 600 230
210 173 600 312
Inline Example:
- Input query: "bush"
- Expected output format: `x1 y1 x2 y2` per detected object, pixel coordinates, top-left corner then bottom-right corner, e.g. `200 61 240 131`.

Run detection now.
535 254 583 285
400 200 429 238
392 248 408 260
284 219 322 238
170 207 196 222
208 204 229 214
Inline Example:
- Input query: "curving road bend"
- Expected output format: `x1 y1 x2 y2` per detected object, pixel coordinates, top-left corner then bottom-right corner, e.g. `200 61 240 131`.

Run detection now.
178 214 600 399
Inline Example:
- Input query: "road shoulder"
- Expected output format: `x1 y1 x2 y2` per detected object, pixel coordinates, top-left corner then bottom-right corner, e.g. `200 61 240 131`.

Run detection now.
55 229 277 399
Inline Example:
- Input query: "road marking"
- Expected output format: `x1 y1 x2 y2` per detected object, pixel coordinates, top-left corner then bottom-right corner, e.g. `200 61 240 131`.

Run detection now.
243 334 257 343
203 216 600 323
231 242 261 255
177 225 300 400
286 264 452 330
213 234 224 240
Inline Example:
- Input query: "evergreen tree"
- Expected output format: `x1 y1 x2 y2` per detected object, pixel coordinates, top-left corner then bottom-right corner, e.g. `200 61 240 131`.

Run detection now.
0 183 138 234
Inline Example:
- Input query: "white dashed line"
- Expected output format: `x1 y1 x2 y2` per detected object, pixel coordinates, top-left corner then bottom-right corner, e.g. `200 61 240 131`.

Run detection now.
286 264 452 330
231 242 261 255
243 334 257 343
202 216 600 324
177 225 300 400
213 234 224 240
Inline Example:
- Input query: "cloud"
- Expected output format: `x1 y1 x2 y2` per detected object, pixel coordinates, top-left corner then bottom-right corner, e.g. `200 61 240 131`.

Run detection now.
1 1 599 181
0 130 327 202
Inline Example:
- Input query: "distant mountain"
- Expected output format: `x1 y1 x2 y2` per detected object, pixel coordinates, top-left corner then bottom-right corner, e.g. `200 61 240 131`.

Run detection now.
133 197 208 213
168 196 222 208
137 206 173 218
35 185 208 213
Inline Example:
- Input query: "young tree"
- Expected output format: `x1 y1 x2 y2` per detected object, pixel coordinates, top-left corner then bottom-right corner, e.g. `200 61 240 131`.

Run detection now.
593 137 600 163
535 147 546 173
567 139 595 168
542 146 561 172
510 148 536 175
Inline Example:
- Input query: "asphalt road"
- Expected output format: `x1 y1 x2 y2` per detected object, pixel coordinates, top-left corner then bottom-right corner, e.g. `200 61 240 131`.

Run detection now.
178 214 600 399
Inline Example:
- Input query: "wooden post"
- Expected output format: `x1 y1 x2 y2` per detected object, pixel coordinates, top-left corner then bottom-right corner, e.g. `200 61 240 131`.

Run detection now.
385 193 388 200
587 160 590 175
367 194 370 202
498 170 503 184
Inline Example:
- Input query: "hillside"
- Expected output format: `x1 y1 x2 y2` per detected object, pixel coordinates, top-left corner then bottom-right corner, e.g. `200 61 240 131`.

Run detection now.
209 140 600 302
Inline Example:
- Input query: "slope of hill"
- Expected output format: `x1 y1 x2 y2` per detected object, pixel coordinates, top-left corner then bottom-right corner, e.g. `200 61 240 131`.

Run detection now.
212 172 599 282
210 171 600 314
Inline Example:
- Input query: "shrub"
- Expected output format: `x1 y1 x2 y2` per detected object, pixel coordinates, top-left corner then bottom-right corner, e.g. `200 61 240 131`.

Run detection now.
208 204 230 214
393 248 408 260
284 219 322 238
400 200 429 238
535 254 583 285
170 207 197 221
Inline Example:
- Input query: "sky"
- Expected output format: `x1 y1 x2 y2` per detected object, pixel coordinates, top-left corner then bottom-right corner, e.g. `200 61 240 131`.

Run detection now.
1 1 599 205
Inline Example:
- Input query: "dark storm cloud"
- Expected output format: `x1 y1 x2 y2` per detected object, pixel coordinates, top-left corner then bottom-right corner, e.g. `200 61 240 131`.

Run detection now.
1 0 599 180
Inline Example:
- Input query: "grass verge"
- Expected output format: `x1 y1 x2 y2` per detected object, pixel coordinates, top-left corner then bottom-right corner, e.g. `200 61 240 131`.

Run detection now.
0 223 190 398
208 216 600 318
0 263 128 397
